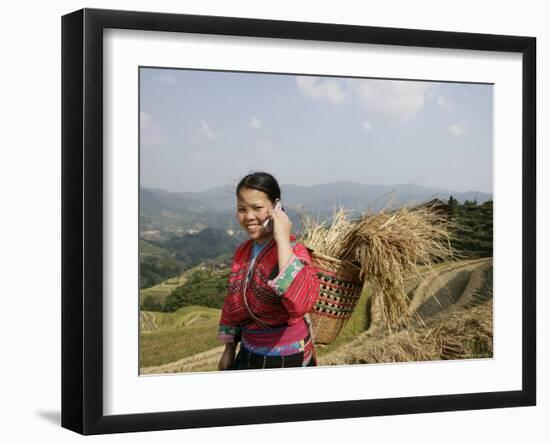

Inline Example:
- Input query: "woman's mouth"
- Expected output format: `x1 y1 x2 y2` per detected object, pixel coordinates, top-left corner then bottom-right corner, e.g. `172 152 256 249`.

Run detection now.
246 224 260 232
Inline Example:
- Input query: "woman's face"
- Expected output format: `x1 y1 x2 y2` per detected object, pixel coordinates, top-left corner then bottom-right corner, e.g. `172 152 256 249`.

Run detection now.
236 187 275 244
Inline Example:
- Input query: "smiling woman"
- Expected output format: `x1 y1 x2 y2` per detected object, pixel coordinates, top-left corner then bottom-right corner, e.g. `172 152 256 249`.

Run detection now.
217 172 321 370
236 174 280 244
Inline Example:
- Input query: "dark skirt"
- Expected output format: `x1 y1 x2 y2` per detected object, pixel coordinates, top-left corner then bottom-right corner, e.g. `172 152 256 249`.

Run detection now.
230 346 316 370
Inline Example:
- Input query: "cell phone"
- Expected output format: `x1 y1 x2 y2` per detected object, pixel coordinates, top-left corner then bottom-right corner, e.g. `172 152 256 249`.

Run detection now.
262 199 282 232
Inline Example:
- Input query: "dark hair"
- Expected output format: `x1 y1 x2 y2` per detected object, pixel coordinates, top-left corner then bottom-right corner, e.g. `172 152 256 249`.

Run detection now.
236 172 281 203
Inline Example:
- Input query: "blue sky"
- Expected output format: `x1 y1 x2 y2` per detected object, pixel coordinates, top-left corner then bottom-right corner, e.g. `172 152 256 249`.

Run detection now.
140 68 493 194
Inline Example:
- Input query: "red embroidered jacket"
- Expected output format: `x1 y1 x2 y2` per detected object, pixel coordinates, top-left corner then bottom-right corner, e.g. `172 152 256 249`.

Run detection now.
218 235 320 344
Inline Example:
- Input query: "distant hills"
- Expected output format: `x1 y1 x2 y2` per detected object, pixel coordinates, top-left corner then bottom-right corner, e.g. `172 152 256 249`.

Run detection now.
139 180 492 250
139 182 493 290
141 181 492 216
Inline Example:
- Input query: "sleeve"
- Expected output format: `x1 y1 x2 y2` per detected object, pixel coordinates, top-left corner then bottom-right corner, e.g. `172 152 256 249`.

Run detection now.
267 243 320 322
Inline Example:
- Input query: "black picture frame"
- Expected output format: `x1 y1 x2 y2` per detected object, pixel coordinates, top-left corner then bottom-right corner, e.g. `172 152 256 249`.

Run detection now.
61 8 536 435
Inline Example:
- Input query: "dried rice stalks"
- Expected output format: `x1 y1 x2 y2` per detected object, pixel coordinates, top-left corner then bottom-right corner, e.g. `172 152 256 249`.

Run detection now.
300 200 460 331
320 300 493 365
300 207 357 258
349 202 458 330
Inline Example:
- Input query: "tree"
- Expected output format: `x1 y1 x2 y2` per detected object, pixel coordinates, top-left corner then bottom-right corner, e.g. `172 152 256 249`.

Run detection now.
448 195 458 218
141 295 163 312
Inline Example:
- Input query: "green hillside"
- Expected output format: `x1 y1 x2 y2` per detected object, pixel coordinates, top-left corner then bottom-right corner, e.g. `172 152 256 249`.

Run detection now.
140 228 237 290
140 267 193 309
162 268 229 312
140 261 230 310
447 198 493 258
140 239 186 289
140 306 221 367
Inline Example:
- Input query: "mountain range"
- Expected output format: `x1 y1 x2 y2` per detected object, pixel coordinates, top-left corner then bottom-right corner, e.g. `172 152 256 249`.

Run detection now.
141 181 492 215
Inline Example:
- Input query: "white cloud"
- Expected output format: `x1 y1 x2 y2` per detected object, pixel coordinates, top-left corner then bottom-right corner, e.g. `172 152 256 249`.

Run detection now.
140 111 169 145
355 80 435 121
296 76 436 121
155 73 178 85
362 120 373 132
249 116 262 129
190 120 223 144
296 76 347 105
437 95 455 112
449 122 467 137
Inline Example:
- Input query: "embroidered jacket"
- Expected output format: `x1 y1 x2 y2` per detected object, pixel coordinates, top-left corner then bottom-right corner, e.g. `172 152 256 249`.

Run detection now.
218 235 320 347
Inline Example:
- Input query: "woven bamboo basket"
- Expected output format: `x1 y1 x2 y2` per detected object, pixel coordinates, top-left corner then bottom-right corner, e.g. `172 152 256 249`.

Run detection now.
308 250 364 345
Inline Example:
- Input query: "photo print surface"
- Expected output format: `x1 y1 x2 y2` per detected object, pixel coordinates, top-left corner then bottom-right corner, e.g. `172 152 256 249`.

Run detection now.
138 67 493 375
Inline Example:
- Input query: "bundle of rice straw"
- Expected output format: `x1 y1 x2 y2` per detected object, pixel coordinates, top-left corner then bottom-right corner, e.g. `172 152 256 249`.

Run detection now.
300 200 458 332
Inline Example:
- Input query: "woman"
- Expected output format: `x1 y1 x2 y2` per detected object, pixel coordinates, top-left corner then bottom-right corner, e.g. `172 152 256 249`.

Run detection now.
217 172 320 370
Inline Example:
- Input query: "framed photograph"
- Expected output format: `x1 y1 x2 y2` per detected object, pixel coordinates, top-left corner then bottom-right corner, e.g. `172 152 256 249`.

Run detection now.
61 8 536 435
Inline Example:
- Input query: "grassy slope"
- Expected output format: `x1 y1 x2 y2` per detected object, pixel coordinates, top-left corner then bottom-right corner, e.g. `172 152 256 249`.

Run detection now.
139 266 198 306
140 306 221 367
163 268 228 311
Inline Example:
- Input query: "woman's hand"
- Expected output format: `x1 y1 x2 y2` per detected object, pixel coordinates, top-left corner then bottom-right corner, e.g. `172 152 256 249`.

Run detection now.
269 205 292 244
269 205 293 269
218 343 236 371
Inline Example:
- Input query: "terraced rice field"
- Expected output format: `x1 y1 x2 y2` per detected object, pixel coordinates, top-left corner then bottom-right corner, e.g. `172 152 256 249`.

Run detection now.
139 268 197 306
319 257 493 365
408 258 492 318
140 257 493 374
139 306 222 369
140 311 160 333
